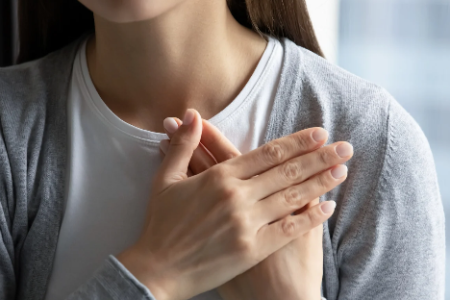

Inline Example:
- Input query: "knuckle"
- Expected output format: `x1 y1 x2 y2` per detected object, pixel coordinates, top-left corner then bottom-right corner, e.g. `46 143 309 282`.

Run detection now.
317 149 331 165
209 167 242 202
262 141 285 165
283 187 302 206
280 217 298 237
316 173 329 190
220 184 246 209
220 182 245 203
229 212 245 228
236 237 254 259
221 184 239 201
280 161 302 182
170 133 191 147
292 132 310 150
166 172 189 182
209 165 229 182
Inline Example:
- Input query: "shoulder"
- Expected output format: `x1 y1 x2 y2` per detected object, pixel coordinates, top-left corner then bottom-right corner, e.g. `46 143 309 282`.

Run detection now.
272 39 444 294
290 37 392 124
0 34 85 144
293 43 434 175
0 34 82 111
275 36 440 224
0 58 51 120
278 37 432 155
284 38 435 180
275 38 399 155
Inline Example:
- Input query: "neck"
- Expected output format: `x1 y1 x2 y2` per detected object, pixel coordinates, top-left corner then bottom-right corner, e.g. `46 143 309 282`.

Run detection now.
86 0 267 133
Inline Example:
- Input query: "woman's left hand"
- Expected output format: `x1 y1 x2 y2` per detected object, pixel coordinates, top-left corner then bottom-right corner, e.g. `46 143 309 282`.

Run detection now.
217 204 323 300
161 117 324 300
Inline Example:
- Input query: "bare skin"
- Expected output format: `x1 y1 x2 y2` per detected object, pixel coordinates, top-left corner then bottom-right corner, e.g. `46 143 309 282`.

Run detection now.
77 1 351 298
83 0 267 133
162 117 325 300
117 109 352 300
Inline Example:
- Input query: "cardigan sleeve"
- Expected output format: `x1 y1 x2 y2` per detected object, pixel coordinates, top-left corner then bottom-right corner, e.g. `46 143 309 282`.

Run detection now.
66 255 157 300
336 99 445 299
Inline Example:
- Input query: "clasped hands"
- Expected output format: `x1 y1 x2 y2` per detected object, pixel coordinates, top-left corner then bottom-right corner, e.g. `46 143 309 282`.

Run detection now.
117 109 353 300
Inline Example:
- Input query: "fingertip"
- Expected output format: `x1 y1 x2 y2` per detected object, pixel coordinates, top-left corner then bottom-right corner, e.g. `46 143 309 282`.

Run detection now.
320 200 336 215
335 142 353 158
181 109 202 131
173 117 183 126
193 110 204 134
331 164 348 180
163 117 179 134
311 127 328 143
182 108 197 125
201 118 216 134
202 118 219 132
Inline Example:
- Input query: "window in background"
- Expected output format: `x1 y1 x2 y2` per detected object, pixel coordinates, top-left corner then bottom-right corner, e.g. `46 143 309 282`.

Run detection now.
306 0 340 63
338 0 450 297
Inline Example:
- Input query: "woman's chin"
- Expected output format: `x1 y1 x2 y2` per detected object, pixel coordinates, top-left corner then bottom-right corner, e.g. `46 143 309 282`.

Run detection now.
78 0 186 23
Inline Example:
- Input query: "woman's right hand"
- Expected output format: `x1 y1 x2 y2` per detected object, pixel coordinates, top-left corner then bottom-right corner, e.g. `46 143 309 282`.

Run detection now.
117 109 353 300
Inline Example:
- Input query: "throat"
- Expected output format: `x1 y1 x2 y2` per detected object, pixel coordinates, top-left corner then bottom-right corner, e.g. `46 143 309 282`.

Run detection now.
85 14 268 134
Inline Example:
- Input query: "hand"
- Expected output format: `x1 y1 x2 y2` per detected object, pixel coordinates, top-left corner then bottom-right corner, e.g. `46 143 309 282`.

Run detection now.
218 201 324 300
161 118 330 300
160 116 242 177
117 109 351 300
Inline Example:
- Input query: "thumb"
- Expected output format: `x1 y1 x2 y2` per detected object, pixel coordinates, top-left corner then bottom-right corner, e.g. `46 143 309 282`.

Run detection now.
156 108 202 189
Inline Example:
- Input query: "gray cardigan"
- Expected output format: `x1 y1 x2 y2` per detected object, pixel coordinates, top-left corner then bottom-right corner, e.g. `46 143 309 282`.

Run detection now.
0 32 445 300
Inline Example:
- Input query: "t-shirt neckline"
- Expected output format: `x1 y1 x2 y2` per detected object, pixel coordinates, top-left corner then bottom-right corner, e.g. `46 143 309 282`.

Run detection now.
76 32 279 143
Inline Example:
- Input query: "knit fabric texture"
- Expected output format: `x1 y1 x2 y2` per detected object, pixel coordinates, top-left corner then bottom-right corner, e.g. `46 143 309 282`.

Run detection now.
0 32 445 300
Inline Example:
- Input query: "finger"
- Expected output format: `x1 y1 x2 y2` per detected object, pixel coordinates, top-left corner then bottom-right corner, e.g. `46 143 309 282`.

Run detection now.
163 117 217 174
159 140 198 178
222 127 328 179
163 118 241 174
201 119 241 162
253 164 347 225
256 199 336 259
159 139 170 156
178 118 220 173
155 109 202 189
190 143 218 174
293 196 319 215
249 141 353 199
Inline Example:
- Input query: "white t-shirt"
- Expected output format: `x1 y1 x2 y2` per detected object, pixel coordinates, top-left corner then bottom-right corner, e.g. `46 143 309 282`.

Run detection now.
44 33 284 300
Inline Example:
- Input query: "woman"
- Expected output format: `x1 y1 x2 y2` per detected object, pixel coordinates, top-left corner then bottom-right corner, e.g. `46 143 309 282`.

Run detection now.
0 0 444 299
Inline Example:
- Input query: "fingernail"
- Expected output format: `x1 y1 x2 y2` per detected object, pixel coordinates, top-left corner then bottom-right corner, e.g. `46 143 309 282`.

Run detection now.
331 165 348 179
312 128 328 143
335 142 353 158
320 200 336 214
160 139 170 154
163 118 179 134
183 109 195 125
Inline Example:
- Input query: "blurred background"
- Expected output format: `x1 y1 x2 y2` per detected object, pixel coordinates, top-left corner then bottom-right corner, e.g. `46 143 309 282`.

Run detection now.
1 0 449 297
310 0 450 296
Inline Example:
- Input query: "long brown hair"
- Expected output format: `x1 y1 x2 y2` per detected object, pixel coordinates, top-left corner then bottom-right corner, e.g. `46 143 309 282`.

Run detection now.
17 0 325 64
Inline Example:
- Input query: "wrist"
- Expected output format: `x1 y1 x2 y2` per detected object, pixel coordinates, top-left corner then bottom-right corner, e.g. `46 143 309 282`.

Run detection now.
296 288 322 300
116 245 178 300
274 281 321 300
281 289 320 300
